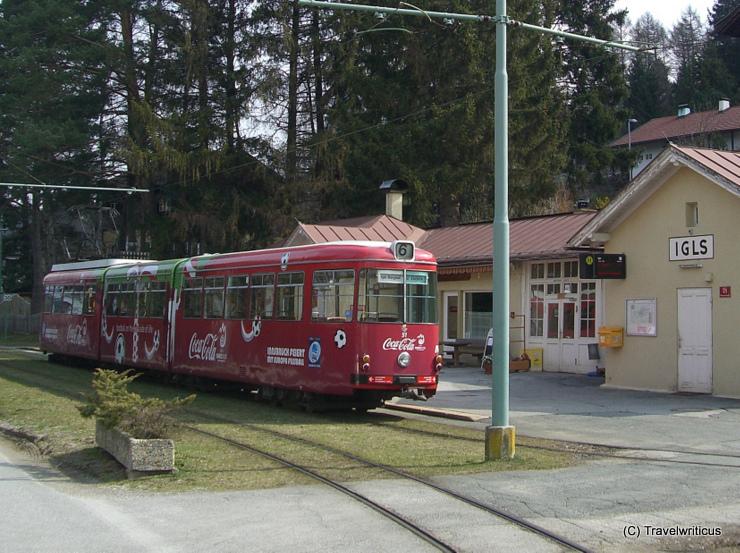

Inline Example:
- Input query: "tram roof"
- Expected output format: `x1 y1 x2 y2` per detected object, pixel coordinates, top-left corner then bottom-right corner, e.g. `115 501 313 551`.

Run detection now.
50 258 155 272
184 241 436 270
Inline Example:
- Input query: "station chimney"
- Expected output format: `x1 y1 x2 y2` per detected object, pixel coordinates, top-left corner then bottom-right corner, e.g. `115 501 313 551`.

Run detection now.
379 179 409 221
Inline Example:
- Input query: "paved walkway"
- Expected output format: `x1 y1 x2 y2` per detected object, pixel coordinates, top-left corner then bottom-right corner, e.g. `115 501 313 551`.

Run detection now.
391 367 740 456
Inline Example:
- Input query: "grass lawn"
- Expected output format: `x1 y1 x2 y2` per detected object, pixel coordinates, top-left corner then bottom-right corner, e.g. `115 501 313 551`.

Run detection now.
0 349 581 492
0 332 39 348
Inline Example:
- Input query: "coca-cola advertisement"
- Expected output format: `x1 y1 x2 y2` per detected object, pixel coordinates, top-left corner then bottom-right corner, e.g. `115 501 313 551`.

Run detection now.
188 324 228 362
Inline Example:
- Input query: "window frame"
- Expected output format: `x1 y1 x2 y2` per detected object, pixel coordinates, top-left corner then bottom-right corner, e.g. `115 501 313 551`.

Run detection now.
276 272 305 321
311 269 356 323
182 277 204 319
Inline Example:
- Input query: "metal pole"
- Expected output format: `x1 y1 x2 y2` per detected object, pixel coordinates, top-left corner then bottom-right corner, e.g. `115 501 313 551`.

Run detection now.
484 0 515 460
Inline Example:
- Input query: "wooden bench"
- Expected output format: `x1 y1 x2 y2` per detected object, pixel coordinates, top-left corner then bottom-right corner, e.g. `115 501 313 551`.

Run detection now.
443 339 486 366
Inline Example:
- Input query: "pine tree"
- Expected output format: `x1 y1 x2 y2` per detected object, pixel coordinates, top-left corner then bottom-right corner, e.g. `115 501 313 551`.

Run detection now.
670 8 707 109
0 0 109 311
555 0 631 197
626 14 672 121
707 0 740 104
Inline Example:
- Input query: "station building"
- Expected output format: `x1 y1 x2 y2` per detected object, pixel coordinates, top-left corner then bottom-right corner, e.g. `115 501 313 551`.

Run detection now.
570 145 740 398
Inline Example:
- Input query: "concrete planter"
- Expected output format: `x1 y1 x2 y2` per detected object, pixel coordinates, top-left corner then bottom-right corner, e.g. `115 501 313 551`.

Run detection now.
95 419 175 476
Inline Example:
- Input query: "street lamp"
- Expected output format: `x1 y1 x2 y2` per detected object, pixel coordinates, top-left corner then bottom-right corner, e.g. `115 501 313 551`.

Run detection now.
627 118 638 180
627 118 638 150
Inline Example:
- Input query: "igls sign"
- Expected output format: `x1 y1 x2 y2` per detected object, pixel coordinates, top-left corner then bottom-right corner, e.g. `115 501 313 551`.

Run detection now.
669 234 714 261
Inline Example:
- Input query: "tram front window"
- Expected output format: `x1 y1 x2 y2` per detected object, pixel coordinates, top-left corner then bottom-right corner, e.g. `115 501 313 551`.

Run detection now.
359 269 437 323
406 271 438 324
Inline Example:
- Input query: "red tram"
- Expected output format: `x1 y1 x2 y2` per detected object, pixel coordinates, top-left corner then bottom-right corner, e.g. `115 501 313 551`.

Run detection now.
40 241 441 408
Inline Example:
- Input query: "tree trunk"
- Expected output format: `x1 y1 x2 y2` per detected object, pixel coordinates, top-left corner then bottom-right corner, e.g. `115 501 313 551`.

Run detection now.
119 7 144 252
225 0 237 150
286 4 300 181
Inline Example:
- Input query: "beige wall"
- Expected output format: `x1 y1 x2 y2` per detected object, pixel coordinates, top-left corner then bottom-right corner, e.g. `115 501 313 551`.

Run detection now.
437 263 525 357
602 167 740 397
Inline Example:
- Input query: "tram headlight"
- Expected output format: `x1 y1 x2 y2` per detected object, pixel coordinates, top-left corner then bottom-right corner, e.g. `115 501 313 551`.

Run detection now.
434 354 444 372
397 352 411 368
361 354 371 372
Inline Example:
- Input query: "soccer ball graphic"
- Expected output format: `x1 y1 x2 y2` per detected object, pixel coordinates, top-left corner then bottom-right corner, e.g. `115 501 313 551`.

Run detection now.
334 329 347 349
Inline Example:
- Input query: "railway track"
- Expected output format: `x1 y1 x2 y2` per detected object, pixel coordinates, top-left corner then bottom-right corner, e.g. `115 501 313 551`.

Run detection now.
3 348 740 470
185 409 592 553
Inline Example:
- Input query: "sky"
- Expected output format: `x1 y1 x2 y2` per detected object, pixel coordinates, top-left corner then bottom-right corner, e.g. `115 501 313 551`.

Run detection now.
614 0 715 29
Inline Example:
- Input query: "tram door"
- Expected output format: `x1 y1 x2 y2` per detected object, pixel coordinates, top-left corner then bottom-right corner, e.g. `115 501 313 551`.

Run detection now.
543 300 577 371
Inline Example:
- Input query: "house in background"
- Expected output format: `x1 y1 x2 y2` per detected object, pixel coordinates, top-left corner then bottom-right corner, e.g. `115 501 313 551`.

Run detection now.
570 145 740 398
611 101 740 178
285 183 603 374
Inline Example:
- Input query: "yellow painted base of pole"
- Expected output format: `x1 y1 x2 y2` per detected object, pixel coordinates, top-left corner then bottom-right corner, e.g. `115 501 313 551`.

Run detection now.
485 425 516 460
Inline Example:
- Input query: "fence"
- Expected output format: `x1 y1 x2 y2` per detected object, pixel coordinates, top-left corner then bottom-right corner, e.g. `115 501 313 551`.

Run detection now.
0 313 41 335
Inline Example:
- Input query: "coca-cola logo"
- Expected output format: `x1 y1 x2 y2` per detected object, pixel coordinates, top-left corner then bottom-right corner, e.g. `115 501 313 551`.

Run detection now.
66 321 89 347
383 333 426 352
189 332 221 361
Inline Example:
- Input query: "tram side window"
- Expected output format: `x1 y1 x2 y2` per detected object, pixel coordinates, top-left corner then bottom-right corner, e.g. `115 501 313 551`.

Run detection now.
69 285 84 315
83 285 97 315
359 269 403 323
118 282 135 316
182 277 203 318
276 272 304 320
137 280 166 318
43 286 54 313
52 286 65 313
312 270 354 322
249 274 274 319
59 286 74 314
145 281 167 318
105 284 120 316
204 276 225 319
225 275 249 319
406 271 438 324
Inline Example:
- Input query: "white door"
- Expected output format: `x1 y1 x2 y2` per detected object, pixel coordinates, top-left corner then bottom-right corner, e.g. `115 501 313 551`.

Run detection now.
543 300 578 371
442 292 458 359
677 288 712 393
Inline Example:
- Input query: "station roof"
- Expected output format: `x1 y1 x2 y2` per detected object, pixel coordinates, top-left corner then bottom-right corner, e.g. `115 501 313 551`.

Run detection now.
285 211 598 269
418 212 598 267
284 214 426 246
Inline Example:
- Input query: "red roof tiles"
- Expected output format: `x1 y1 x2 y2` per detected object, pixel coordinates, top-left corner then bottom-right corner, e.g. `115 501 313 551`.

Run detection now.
285 215 426 246
674 146 740 193
418 212 597 265
286 211 597 266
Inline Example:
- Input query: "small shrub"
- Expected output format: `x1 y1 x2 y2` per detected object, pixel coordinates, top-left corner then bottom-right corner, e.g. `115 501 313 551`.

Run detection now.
78 369 195 439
